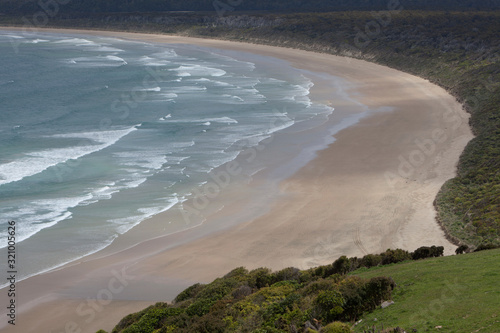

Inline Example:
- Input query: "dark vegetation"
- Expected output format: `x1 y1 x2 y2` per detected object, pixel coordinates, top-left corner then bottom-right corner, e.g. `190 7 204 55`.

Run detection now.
1 0 500 15
97 246 500 332
100 246 447 333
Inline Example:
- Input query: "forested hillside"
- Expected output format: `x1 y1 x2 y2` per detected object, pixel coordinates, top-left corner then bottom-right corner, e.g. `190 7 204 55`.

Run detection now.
1 0 500 14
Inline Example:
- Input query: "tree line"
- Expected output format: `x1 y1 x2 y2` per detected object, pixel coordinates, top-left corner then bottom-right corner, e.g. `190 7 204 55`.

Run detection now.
1 0 500 15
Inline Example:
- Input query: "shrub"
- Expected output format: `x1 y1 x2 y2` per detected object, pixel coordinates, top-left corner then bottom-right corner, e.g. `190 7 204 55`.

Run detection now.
112 307 151 333
321 322 353 333
412 246 444 260
303 279 338 296
474 243 499 252
332 256 351 275
337 276 394 321
363 277 395 310
360 254 382 268
272 267 301 283
455 244 469 254
248 267 273 288
232 284 253 300
223 266 249 280
381 249 412 264
174 283 204 303
122 307 182 333
314 290 345 322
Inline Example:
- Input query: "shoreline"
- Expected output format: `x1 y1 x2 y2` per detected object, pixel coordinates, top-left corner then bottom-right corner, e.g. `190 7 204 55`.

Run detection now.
0 27 473 333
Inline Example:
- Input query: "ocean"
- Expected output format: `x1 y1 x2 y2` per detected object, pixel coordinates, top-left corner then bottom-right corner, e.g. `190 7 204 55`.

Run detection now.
0 30 346 284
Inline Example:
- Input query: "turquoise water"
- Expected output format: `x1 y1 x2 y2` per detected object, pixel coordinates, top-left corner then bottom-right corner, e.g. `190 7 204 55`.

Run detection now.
0 31 336 282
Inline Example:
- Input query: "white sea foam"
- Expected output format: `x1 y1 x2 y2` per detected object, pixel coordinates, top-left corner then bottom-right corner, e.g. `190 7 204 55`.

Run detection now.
0 80 14 86
114 151 167 171
1 34 24 39
151 49 179 59
0 127 138 186
66 55 127 68
0 194 93 248
221 94 245 103
138 56 170 66
122 177 148 189
170 86 207 93
292 81 314 107
159 113 173 121
139 87 161 92
53 37 125 53
25 39 49 44
86 184 119 202
209 52 257 70
211 117 238 124
190 78 234 87
92 46 125 52
54 38 96 46
166 156 190 164
111 196 181 234
170 65 226 77
166 116 238 125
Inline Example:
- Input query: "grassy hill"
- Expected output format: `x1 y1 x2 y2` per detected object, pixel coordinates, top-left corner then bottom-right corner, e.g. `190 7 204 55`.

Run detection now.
97 248 500 333
352 248 500 332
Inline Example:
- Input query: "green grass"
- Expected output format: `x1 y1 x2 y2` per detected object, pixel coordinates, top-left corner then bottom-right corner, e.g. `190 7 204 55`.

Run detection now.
351 249 500 332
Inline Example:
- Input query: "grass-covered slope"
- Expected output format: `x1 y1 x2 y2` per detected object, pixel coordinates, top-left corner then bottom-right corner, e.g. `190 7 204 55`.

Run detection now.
98 247 499 333
352 248 500 332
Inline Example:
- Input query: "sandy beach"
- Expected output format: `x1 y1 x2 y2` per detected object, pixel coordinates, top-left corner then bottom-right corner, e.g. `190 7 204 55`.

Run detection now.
0 28 473 333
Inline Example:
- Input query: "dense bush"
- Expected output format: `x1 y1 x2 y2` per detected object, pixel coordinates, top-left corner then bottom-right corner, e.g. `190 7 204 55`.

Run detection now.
314 290 345 322
455 244 470 254
321 322 353 333
107 267 395 332
411 246 444 260
105 243 467 332
1 0 499 15
474 243 500 252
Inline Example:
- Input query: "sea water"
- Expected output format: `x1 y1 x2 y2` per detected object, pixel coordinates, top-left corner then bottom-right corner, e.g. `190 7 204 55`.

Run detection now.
0 31 337 284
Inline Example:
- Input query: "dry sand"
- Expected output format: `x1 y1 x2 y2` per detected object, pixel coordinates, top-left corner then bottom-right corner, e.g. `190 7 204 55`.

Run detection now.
0 28 473 333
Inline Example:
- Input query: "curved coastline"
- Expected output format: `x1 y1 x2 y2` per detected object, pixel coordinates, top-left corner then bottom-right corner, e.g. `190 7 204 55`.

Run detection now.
0 27 473 333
